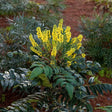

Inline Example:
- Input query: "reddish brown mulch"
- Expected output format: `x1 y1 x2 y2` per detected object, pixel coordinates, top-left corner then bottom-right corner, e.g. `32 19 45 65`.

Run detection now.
90 76 112 112
0 0 112 111
0 86 26 108
0 16 9 28
62 0 97 37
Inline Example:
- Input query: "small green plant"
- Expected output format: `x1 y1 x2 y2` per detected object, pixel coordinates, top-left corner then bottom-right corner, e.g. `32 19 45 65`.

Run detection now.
99 67 112 78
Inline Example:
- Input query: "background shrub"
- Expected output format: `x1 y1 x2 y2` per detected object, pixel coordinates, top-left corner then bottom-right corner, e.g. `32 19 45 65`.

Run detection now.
92 0 112 13
79 13 112 68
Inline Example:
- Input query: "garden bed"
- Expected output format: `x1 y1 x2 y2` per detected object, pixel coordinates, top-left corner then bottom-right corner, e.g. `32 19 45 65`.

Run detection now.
0 0 112 111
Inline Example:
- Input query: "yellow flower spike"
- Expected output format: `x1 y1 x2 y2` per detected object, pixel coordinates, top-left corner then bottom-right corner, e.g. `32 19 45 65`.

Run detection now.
65 26 71 33
52 25 58 41
51 46 57 57
78 34 83 42
72 54 77 59
66 32 71 42
72 37 77 44
59 19 63 24
30 46 42 57
66 48 76 57
77 43 82 50
29 34 38 47
58 19 63 33
67 61 71 67
36 27 43 39
81 53 86 58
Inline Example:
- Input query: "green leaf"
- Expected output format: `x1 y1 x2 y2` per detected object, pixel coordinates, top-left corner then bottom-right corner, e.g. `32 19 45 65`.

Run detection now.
86 102 93 112
30 63 43 69
43 65 50 77
30 67 43 79
54 78 65 87
60 82 67 87
38 74 52 88
48 66 53 79
53 75 63 80
65 83 74 99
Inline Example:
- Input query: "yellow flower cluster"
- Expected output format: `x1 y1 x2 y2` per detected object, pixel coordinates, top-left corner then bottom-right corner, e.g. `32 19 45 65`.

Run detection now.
51 46 57 57
77 34 83 42
66 48 76 57
29 19 85 67
65 26 71 42
36 27 51 43
52 19 64 43
81 53 86 58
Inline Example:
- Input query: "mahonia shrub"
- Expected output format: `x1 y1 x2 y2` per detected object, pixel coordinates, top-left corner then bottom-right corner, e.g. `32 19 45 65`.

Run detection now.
29 19 85 68
3 20 112 112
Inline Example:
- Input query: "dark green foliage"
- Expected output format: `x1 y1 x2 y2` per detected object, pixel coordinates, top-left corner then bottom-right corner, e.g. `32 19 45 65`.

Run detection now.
0 0 29 16
8 60 109 112
2 62 112 112
79 13 112 68
0 69 30 91
0 68 41 95
0 56 111 112
0 50 39 72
